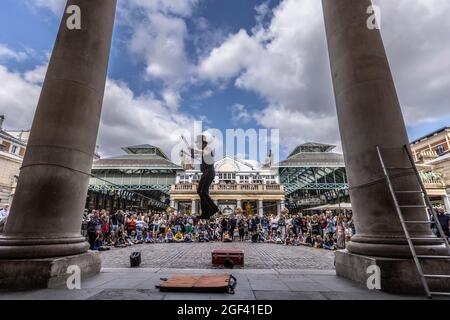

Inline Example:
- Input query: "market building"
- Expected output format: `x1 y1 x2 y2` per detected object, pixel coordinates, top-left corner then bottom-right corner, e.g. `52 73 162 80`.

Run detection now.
410 127 450 211
170 155 284 216
277 143 349 212
0 116 28 205
87 144 183 212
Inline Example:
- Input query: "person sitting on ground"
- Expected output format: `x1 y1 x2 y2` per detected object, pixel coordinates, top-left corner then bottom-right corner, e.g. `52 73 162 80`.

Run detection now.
107 231 116 246
304 233 313 247
184 232 193 242
155 233 164 243
114 231 128 248
322 233 336 250
313 235 323 248
144 231 154 243
174 231 184 242
165 229 174 243
94 233 110 251
223 231 232 242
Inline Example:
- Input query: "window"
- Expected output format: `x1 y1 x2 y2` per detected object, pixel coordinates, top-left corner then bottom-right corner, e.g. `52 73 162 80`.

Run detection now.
436 145 445 156
218 172 235 183
253 175 263 184
240 175 250 183
11 145 18 155
266 175 276 184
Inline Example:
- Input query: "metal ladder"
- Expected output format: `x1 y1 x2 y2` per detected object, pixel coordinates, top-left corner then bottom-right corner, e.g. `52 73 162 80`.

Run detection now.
376 145 450 298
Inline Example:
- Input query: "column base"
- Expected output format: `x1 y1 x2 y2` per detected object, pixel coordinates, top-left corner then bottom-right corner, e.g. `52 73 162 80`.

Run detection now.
335 250 450 295
0 251 102 290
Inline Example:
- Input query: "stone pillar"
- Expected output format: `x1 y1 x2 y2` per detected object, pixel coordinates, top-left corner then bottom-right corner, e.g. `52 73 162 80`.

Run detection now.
236 199 242 209
323 0 450 293
322 0 444 258
258 199 264 217
276 201 281 216
0 0 117 289
191 199 197 215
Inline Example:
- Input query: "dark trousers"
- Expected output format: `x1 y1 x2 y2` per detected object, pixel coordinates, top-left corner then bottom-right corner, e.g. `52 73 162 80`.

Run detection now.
197 167 219 217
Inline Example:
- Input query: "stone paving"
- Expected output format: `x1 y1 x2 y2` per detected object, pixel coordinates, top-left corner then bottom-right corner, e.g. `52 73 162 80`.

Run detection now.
100 242 336 270
0 268 443 300
1 243 448 300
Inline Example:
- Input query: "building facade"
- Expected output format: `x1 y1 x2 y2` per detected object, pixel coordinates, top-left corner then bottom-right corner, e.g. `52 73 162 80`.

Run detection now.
0 116 28 205
410 127 450 211
87 144 182 212
277 143 349 212
170 156 285 216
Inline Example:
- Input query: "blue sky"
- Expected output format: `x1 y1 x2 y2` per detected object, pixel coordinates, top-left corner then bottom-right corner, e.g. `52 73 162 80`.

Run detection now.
0 0 449 163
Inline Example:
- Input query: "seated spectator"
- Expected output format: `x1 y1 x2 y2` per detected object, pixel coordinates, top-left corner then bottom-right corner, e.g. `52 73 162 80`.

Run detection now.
174 231 184 242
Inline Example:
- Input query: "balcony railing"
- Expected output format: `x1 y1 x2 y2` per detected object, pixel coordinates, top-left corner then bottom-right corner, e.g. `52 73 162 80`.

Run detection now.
171 183 284 193
419 172 446 189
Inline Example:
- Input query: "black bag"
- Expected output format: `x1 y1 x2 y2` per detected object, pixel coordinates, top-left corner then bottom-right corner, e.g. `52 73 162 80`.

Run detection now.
130 251 141 268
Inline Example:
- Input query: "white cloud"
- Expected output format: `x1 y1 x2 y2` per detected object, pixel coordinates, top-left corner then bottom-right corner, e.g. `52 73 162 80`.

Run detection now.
0 62 199 158
121 0 201 112
199 0 450 151
125 0 198 18
372 0 450 125
230 104 252 124
129 12 192 88
198 0 336 151
0 65 42 129
0 44 28 62
99 79 198 157
28 0 66 16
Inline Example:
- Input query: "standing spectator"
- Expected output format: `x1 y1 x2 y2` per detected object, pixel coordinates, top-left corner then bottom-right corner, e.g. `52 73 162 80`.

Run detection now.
238 218 245 241
335 215 346 249
126 214 137 236
110 211 119 234
435 209 450 238
87 211 102 250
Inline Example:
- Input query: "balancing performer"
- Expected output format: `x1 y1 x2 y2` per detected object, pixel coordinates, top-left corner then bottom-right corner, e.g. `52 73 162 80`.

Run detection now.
189 134 220 219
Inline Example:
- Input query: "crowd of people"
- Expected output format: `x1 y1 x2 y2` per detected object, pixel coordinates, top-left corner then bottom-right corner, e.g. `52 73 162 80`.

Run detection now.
1 202 449 252
82 207 358 251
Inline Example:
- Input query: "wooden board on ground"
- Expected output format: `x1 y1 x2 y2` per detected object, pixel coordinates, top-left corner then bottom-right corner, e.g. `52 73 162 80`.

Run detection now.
156 274 235 293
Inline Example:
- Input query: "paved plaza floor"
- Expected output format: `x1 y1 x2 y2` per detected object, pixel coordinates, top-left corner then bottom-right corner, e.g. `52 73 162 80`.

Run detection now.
101 242 336 269
0 243 447 300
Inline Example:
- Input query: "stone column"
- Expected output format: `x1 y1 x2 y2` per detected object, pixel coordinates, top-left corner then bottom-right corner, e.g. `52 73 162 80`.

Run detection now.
258 199 264 217
191 199 197 215
276 201 281 216
0 0 117 288
237 199 242 209
322 0 444 258
323 0 450 293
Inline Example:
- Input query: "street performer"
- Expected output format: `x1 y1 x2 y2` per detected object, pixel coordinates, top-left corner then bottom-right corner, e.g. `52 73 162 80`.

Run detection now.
189 134 220 219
